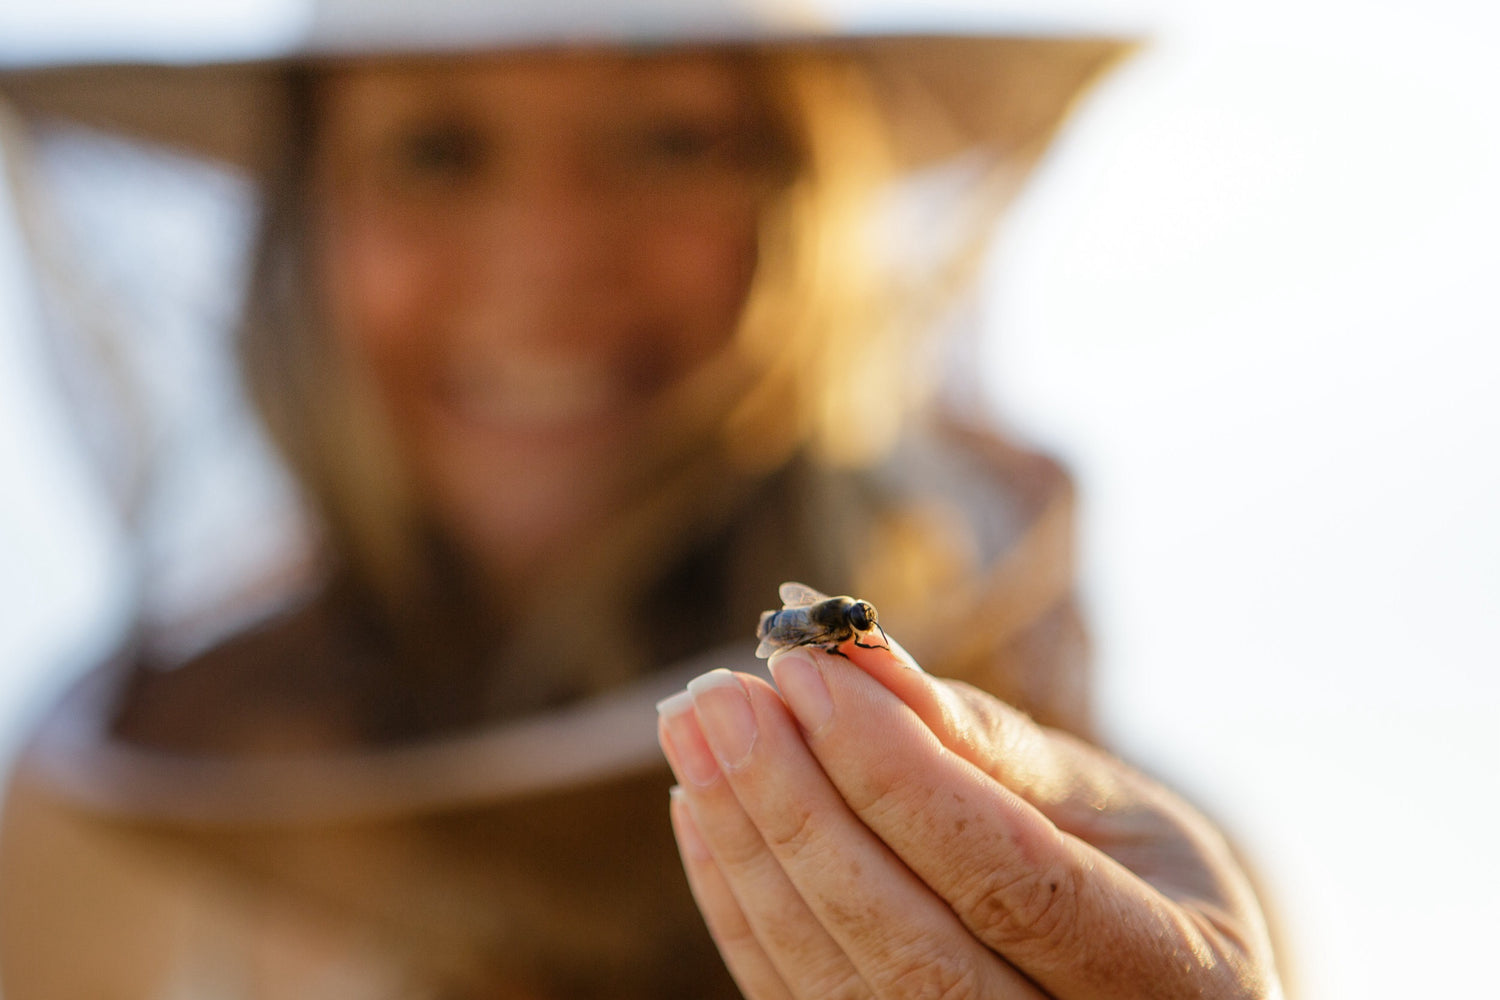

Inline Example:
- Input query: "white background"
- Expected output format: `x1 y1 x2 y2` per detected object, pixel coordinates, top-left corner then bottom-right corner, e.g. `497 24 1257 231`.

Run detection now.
2 2 1498 997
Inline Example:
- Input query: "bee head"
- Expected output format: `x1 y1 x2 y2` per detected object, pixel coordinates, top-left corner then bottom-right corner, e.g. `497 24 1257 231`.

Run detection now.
847 600 877 632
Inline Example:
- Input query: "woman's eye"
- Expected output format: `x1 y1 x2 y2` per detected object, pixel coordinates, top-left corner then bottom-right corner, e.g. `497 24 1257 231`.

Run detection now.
387 122 487 186
644 122 725 161
626 117 743 172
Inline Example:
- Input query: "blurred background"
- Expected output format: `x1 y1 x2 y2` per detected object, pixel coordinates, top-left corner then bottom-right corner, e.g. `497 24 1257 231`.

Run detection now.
2 1 1497 997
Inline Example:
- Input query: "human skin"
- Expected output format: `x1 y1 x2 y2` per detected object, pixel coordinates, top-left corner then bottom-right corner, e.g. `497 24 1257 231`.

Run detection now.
657 639 1282 999
311 52 772 585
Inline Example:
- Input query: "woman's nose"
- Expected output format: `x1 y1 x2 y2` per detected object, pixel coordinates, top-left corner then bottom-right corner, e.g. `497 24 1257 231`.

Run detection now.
465 157 627 287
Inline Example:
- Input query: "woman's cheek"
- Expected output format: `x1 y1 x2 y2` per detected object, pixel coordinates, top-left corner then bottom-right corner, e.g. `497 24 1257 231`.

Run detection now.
646 215 761 355
324 210 446 362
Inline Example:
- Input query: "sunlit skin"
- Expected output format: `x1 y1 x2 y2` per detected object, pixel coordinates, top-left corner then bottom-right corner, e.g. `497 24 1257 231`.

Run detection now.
657 639 1283 999
312 52 774 584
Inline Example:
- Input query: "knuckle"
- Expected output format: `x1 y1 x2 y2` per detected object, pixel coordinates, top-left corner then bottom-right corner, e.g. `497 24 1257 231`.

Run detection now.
758 801 822 859
712 910 761 952
842 751 940 830
960 860 1085 959
756 923 868 1000
709 818 777 870
705 805 818 879
878 949 982 1000
802 966 870 1000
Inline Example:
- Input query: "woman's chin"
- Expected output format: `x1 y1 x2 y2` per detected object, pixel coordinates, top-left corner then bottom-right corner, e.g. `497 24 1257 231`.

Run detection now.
418 441 629 579
402 386 683 579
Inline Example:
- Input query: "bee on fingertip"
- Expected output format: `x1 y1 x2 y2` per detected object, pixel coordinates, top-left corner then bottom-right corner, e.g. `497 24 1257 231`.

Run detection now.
755 581 890 659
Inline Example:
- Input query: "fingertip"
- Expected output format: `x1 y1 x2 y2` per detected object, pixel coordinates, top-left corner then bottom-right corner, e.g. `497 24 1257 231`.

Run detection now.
824 634 960 747
884 634 924 673
840 631 923 675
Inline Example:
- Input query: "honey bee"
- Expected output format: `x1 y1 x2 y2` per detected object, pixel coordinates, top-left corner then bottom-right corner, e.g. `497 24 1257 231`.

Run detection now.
755 582 890 659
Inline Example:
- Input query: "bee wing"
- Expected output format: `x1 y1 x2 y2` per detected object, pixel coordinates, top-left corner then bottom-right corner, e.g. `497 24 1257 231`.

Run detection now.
754 637 783 658
756 609 776 638
777 581 827 609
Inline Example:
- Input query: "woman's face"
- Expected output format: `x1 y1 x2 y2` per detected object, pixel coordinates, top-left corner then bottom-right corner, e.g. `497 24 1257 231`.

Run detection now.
314 52 778 578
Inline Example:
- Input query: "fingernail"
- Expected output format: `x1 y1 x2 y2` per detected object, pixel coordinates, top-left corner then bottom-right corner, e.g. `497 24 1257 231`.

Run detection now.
658 689 721 787
687 669 757 771
669 786 713 862
656 689 695 716
768 650 834 735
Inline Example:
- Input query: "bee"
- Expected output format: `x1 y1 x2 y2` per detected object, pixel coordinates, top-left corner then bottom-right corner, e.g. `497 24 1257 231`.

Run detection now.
755 582 890 659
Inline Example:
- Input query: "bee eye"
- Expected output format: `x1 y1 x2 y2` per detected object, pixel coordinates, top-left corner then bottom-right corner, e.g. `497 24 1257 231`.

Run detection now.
848 603 874 631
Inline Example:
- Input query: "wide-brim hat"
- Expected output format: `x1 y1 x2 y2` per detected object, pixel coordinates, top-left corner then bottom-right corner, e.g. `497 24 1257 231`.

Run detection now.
0 0 1134 177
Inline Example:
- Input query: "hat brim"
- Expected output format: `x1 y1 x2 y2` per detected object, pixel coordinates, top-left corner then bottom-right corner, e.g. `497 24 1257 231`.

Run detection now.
2 34 1131 176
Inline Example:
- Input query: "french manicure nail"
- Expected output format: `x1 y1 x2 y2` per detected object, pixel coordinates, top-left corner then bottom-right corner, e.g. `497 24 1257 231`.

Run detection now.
658 689 721 787
768 650 834 735
687 669 757 770
656 689 695 717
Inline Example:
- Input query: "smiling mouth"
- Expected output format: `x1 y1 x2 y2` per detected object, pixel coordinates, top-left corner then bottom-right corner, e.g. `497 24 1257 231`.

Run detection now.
433 358 628 434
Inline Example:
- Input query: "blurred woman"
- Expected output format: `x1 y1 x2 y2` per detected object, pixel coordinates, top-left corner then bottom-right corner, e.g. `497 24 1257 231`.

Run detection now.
0 3 1280 998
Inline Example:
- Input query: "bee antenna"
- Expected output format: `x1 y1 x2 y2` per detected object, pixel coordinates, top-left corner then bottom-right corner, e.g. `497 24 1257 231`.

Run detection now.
854 621 892 653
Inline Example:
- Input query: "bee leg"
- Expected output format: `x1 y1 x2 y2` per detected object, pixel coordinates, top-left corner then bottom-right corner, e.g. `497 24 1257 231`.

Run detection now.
820 643 852 660
853 623 891 652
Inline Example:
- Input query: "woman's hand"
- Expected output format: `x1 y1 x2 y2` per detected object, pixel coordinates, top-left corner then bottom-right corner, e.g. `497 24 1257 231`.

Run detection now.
655 639 1281 999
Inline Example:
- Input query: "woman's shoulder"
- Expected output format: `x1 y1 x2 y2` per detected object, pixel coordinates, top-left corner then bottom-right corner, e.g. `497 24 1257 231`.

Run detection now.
110 590 374 754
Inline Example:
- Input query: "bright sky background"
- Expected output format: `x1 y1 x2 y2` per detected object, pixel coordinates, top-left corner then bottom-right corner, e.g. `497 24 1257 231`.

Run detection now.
2 2 1498 997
